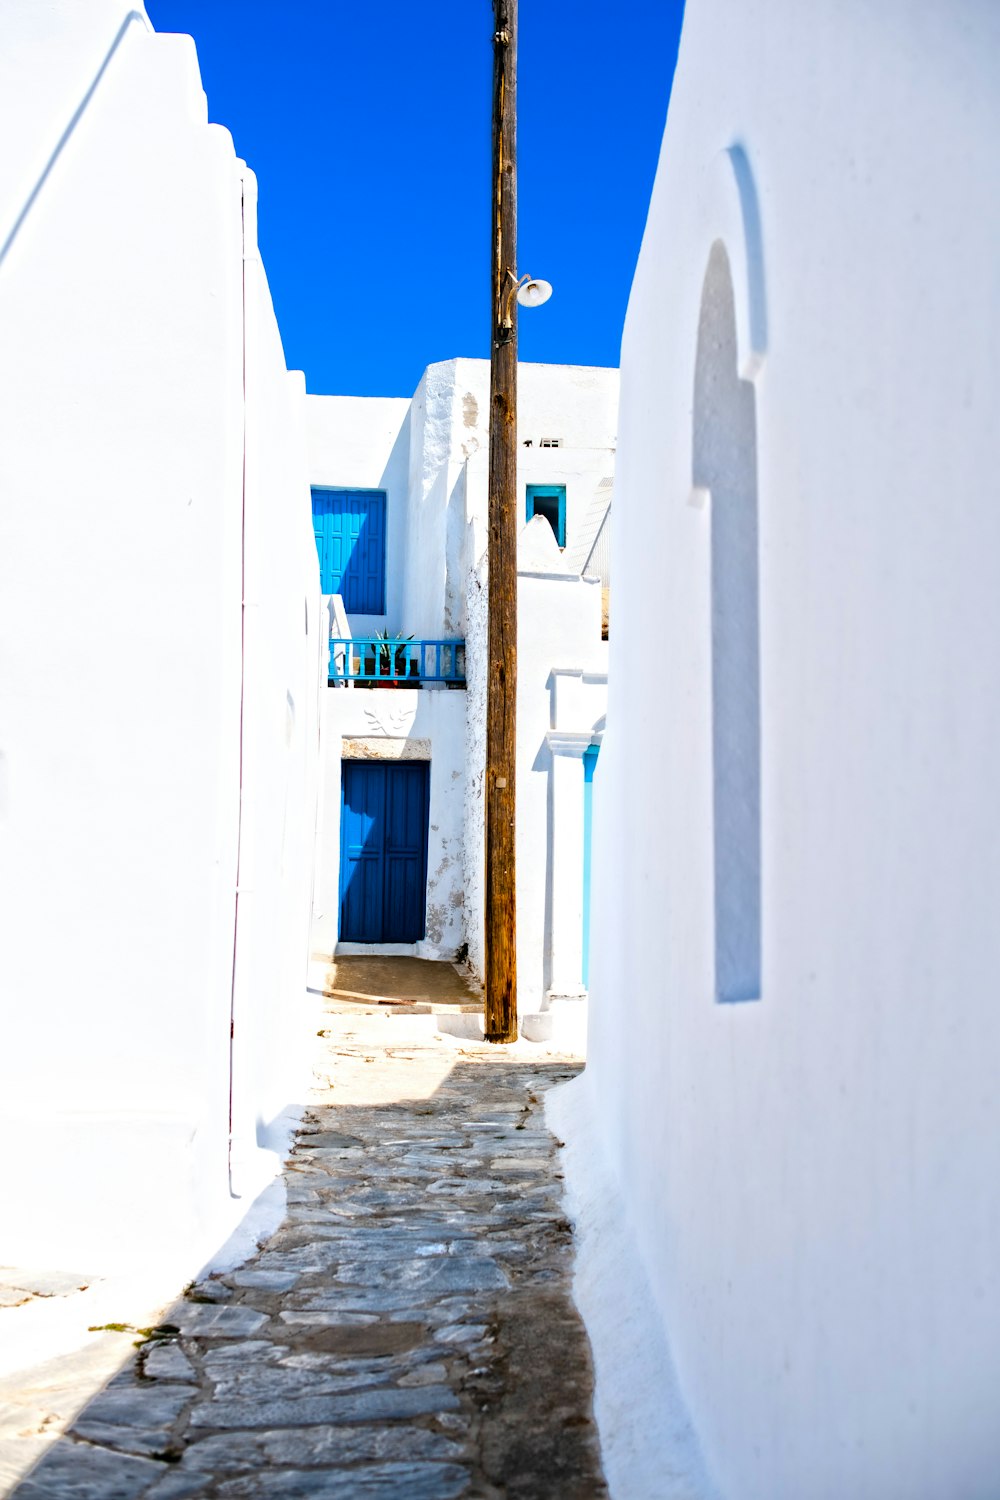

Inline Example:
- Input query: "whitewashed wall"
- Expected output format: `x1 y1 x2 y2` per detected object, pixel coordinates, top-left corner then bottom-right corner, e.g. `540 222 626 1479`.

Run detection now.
392 358 617 642
401 361 473 643
313 689 468 960
461 361 617 632
546 668 607 1006
464 519 606 1012
0 2 320 1273
552 2 1000 1497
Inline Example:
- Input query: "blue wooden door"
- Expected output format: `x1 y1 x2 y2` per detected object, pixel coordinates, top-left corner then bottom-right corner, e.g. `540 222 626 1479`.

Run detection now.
311 489 386 614
340 762 429 942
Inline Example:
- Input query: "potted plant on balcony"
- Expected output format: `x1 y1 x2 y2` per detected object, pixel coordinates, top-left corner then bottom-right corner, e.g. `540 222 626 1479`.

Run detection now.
370 631 415 687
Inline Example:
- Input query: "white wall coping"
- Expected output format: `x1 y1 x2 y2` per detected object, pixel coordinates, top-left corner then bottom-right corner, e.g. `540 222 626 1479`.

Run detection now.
548 668 609 685
546 729 603 755
518 568 603 584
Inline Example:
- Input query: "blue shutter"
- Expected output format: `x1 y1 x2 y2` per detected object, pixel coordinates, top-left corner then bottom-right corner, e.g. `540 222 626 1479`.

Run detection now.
310 489 386 614
358 491 386 613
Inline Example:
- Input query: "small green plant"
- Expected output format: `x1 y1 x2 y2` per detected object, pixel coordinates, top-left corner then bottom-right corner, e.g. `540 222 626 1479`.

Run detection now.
89 1319 180 1349
372 630 414 678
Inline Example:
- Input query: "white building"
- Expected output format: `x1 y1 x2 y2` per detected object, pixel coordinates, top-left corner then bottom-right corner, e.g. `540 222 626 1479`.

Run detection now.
551 2 1000 1497
0 1 322 1275
308 359 615 1022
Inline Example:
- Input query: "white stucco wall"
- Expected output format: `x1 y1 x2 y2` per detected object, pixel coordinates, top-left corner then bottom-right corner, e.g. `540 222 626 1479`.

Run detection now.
516 524 606 1011
555 2 1000 1497
314 689 468 961
0 4 319 1274
227 193 324 1199
463 560 488 983
464 519 606 1011
305 394 410 639
396 358 617 643
400 361 472 644
461 361 618 632
546 669 607 1002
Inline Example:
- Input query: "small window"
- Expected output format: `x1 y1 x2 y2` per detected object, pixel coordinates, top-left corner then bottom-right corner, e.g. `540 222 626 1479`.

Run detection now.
526 484 566 548
539 437 562 449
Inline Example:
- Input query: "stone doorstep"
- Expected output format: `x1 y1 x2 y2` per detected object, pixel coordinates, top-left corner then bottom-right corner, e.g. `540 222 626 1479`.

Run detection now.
322 986 481 1008
323 999 483 1015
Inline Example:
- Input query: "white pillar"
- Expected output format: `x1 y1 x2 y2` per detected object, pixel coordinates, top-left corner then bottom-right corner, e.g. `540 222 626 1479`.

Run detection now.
546 731 591 999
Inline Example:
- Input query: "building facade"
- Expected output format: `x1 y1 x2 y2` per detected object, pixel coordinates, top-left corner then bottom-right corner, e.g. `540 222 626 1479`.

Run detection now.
308 359 615 1025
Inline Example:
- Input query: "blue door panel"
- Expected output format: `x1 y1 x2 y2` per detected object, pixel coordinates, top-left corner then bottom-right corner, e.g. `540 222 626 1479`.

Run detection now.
340 762 429 943
384 765 428 942
339 762 386 942
311 489 386 614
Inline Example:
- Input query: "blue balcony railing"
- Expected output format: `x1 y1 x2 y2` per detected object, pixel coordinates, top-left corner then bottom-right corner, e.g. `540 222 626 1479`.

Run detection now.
328 637 466 687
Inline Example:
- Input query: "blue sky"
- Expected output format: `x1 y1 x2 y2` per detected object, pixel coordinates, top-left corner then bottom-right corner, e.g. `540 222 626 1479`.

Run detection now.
145 1 685 397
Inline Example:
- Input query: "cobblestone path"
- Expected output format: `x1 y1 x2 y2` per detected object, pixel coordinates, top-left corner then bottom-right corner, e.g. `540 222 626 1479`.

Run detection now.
13 1016 607 1499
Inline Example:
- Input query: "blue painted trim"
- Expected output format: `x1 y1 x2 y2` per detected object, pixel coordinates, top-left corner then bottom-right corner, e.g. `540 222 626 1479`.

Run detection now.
526 484 567 548
328 638 466 685
582 743 600 988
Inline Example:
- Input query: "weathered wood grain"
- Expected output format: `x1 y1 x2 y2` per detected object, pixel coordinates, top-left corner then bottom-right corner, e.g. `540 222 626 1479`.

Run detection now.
485 0 519 1044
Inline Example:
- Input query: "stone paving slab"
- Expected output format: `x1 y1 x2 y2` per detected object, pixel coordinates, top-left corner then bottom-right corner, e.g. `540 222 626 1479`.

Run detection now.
0 1270 95 1304
6 1013 607 1499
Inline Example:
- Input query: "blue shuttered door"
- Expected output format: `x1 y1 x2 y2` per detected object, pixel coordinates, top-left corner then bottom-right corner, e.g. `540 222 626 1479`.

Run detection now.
311 489 386 614
384 766 429 940
340 762 429 942
339 762 387 942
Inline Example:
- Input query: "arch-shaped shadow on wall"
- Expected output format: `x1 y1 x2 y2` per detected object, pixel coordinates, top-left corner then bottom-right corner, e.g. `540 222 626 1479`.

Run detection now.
694 241 761 1004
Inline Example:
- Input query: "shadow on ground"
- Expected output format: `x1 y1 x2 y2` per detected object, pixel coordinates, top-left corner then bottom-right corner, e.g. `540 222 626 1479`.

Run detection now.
9 1038 606 1500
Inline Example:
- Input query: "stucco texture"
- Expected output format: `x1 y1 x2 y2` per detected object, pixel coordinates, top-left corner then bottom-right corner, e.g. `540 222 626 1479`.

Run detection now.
561 1 1000 1497
0 3 321 1275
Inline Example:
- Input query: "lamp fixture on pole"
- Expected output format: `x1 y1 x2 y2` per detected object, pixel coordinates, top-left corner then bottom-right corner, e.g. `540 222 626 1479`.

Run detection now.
500 271 553 334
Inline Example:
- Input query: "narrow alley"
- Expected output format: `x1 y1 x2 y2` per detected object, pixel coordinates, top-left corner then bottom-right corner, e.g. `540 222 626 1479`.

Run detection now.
7 969 608 1500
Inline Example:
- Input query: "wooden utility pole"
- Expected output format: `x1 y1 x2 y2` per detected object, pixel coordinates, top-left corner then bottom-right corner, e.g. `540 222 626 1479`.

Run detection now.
484 0 518 1043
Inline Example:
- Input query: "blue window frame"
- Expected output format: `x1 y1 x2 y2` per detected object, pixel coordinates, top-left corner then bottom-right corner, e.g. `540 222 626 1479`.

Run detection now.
526 484 566 548
311 488 386 614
